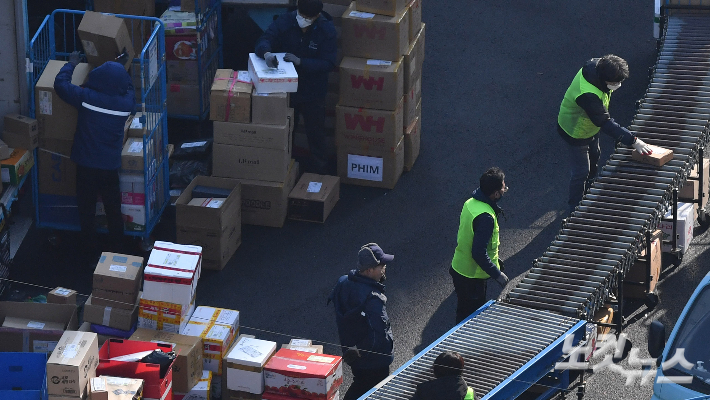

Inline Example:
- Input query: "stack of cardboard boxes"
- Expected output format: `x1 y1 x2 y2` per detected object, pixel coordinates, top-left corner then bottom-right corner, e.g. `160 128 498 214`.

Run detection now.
83 252 145 339
211 63 300 228
1 114 39 191
163 10 202 116
138 241 203 333
335 0 424 188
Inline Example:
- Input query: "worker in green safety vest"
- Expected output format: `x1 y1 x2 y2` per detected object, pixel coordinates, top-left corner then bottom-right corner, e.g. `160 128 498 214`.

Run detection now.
411 351 476 400
557 54 653 214
450 167 510 324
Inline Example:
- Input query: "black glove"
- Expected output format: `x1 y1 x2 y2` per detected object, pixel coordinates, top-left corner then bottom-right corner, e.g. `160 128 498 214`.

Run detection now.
69 51 81 66
494 272 509 288
283 53 301 66
343 347 361 365
264 52 279 68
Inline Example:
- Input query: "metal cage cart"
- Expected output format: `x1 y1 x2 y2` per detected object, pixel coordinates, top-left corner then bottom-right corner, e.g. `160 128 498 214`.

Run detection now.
27 10 170 250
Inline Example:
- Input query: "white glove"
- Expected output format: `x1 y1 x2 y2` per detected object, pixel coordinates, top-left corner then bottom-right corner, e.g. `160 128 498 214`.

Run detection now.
633 138 653 155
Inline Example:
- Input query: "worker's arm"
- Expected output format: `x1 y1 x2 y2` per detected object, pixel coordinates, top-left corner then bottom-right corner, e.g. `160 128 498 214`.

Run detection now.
298 28 337 74
576 93 635 146
255 16 285 58
359 293 392 356
470 214 502 279
53 63 84 109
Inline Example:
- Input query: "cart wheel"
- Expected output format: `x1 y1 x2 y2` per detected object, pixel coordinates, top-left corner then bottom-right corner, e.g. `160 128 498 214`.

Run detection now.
699 209 710 228
139 236 154 252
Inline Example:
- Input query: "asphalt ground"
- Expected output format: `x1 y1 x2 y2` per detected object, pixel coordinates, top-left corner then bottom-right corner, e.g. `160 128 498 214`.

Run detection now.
8 1 710 400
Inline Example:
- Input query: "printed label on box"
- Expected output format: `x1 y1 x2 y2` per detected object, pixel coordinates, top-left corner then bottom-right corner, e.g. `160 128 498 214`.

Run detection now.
82 40 98 56
91 377 107 392
237 71 252 83
350 11 375 18
240 345 263 358
128 141 143 153
55 288 72 296
366 60 392 66
347 154 384 182
26 321 45 329
109 264 127 273
39 91 52 115
163 253 181 266
307 182 322 193
33 340 58 353
63 344 79 358
182 141 207 149
205 199 224 208
131 118 143 129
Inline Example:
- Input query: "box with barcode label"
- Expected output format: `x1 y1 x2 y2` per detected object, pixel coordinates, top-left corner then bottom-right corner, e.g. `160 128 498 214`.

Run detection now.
47 287 77 305
46 331 99 398
93 252 144 310
143 242 202 307
189 306 240 336
288 174 340 223
225 337 277 393
182 317 239 374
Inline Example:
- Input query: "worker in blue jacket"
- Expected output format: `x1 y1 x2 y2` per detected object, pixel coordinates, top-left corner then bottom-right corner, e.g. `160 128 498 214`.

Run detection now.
255 0 337 174
329 243 395 400
54 52 134 254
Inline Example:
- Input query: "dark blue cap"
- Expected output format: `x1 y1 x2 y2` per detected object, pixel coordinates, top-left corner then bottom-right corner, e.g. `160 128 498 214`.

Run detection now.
358 243 394 270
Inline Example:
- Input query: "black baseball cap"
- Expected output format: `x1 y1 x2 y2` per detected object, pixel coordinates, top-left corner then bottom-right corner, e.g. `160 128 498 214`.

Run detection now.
358 243 394 270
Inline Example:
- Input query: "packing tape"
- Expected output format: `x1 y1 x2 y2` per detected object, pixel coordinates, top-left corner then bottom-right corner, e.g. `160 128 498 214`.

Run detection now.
60 332 86 364
103 306 112 326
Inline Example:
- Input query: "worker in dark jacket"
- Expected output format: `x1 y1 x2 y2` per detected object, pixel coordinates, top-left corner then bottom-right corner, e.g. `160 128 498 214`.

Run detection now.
450 168 510 324
558 54 652 213
255 0 337 174
329 243 394 400
411 351 475 400
54 52 134 254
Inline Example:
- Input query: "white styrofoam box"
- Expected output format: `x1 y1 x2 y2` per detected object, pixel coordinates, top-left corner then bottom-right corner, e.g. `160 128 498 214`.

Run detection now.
143 241 203 308
120 172 145 205
122 204 146 230
661 202 695 253
226 337 278 393
175 370 212 400
248 53 298 94
190 306 239 334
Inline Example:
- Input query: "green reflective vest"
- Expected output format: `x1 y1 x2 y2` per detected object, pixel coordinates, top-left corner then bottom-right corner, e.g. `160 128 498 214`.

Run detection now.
464 387 475 400
558 68 611 139
451 197 499 279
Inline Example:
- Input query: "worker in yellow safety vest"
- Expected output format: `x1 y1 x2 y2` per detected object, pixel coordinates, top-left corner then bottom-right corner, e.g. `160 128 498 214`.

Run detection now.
411 351 476 400
557 54 653 214
450 167 510 324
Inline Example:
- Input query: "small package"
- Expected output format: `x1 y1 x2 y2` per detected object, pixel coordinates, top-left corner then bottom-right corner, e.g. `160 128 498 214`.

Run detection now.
632 145 674 167
1 148 34 185
225 337 277 393
121 138 145 172
77 11 135 70
248 53 298 94
210 69 252 123
288 174 340 223
84 294 140 332
46 331 100 398
47 287 77 305
92 252 144 310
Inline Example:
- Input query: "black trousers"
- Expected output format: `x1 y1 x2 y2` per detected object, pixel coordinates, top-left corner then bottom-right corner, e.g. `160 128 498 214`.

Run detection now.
344 366 390 400
293 100 328 168
450 266 488 324
76 165 123 249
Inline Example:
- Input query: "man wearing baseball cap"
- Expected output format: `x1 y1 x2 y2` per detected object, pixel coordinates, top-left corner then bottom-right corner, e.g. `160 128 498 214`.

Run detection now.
328 243 394 400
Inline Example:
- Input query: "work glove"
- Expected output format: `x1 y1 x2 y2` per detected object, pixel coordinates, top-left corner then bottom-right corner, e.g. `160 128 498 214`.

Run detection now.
632 138 653 155
283 53 301 66
494 272 509 288
69 51 81 66
264 52 279 68
343 346 361 365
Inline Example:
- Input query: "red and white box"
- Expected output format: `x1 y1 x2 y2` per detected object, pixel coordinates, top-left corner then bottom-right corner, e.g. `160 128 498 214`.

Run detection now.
143 241 202 309
96 338 175 400
138 294 196 333
263 349 343 400
189 306 240 336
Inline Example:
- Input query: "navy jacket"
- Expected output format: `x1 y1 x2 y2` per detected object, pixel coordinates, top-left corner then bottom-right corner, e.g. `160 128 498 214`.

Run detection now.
54 61 134 170
255 10 337 104
468 188 503 280
328 270 394 370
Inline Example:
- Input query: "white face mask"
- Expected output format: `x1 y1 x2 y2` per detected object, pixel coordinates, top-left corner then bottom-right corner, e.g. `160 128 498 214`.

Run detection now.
607 82 622 91
297 13 314 28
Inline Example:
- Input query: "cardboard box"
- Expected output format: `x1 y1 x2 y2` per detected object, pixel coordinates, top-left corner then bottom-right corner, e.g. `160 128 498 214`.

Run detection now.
355 0 407 17
47 331 100 398
182 321 237 374
176 224 241 271
160 9 198 34
225 337 278 393
404 78 421 128
181 0 210 14
679 158 710 209
78 11 135 70
0 302 78 353
337 135 404 189
323 3 349 27
0 352 48 399
38 139 77 196
122 204 146 232
2 316 65 331
660 202 695 254
248 53 299 94
342 3 410 62
338 57 403 111
47 287 77 305
632 145 674 167
168 60 199 84
404 24 425 93
624 230 662 299
120 173 145 205
129 328 204 393
35 61 92 142
168 82 201 116
594 306 614 337
263 349 343 400
190 306 239 333
121 138 144 172
210 70 253 123
336 99 404 150
288 174 340 223
251 90 289 125
143 241 202 308
213 117 291 150
239 159 299 227
93 0 156 45
96 339 174 400
127 112 160 138
92 252 144 310
1 148 34 185
213 142 291 183
84 294 140 332
3 114 39 150
89 376 144 400
404 113 421 172
407 0 422 41
78 322 111 348
138 296 195 333
174 370 211 400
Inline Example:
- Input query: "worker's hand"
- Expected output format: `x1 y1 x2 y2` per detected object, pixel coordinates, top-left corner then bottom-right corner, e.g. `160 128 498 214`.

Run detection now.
343 346 361 365
264 52 279 68
633 138 653 155
69 51 81 66
494 272 509 288
284 53 301 66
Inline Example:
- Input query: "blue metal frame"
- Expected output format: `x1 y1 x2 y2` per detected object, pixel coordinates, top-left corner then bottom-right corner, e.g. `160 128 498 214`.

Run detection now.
27 10 169 244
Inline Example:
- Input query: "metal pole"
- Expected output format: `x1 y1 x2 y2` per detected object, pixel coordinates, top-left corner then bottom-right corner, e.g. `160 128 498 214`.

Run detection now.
673 189 678 254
